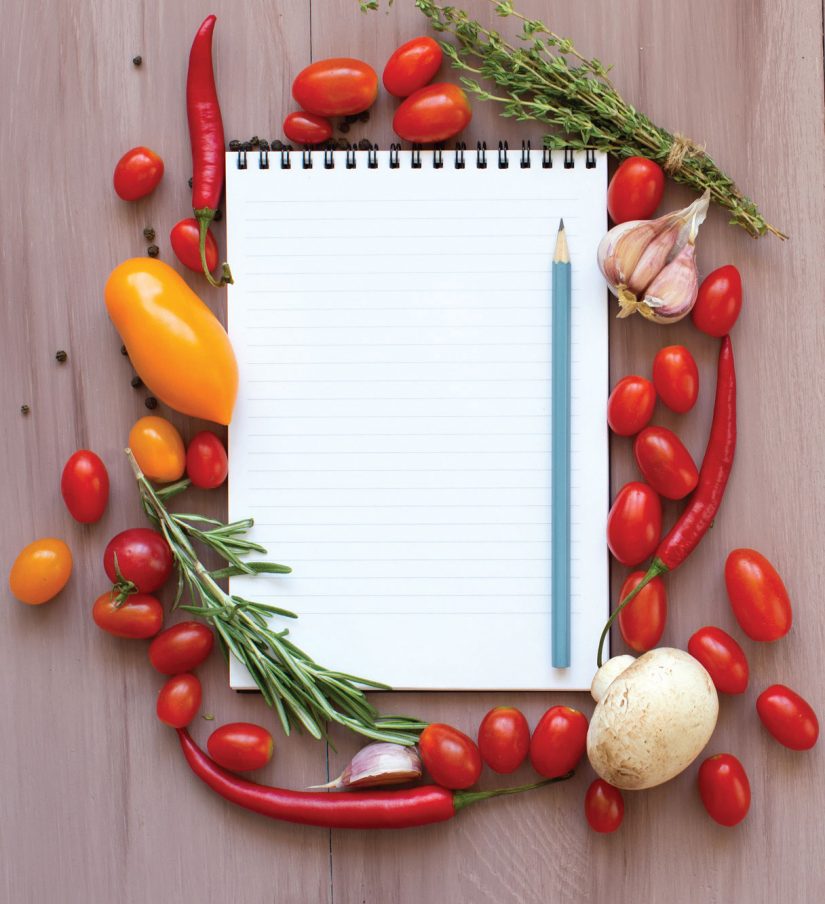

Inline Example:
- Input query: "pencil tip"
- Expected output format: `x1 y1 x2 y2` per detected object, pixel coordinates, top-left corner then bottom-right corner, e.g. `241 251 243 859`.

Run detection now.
559 218 565 231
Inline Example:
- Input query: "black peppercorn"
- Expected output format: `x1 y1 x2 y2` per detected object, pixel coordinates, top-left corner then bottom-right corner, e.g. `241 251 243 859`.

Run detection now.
337 138 350 150
145 396 158 410
242 141 253 152
259 139 269 151
147 244 159 257
271 140 283 151
132 55 142 66
213 209 223 221
143 227 155 242
55 350 68 363
358 110 370 123
339 122 350 134
344 114 359 124
250 135 259 147
120 345 128 356
358 138 372 151
130 375 143 388
229 139 241 151
20 404 30 415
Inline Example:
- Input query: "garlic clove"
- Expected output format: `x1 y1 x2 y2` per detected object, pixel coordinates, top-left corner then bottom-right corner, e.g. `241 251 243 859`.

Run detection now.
640 240 699 324
309 742 423 791
598 218 665 295
626 221 681 295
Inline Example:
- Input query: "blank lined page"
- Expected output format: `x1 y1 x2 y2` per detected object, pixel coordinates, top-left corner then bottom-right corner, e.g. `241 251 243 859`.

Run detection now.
226 148 608 690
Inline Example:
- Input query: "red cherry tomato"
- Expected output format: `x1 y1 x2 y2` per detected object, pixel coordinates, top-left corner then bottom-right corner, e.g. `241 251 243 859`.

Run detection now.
652 345 699 414
698 754 750 827
170 218 218 274
113 146 164 201
419 723 482 789
156 673 202 728
617 570 667 652
607 375 656 436
292 58 378 117
477 706 530 774
92 591 163 639
60 450 110 523
687 626 749 694
606 482 662 567
756 684 819 750
607 157 665 224
724 548 792 641
282 111 334 145
207 722 275 771
104 528 174 593
692 265 742 337
383 36 443 97
633 426 699 500
584 779 624 833
148 621 215 675
393 83 472 144
185 431 228 489
529 705 588 778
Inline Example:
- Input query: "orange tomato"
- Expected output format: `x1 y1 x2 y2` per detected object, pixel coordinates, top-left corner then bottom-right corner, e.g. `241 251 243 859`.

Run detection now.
10 538 73 605
129 416 186 482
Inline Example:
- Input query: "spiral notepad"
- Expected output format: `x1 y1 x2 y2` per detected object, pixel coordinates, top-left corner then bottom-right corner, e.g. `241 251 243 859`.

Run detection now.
226 143 608 691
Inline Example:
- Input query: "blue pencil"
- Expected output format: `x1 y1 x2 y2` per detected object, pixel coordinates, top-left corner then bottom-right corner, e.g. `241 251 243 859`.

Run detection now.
551 220 572 668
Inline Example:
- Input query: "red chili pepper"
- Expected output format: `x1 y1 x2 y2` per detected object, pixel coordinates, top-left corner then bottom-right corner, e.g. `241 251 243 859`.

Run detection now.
177 729 571 829
187 15 232 287
597 335 736 666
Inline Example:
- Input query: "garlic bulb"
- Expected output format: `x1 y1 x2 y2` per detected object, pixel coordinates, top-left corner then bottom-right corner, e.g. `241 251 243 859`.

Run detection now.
309 742 422 791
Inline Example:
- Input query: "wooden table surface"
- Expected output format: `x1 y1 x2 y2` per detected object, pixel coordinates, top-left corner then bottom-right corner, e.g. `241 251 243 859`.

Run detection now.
2 1 823 901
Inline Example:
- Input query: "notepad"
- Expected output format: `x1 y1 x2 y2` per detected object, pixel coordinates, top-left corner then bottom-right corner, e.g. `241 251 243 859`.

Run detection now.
226 146 608 690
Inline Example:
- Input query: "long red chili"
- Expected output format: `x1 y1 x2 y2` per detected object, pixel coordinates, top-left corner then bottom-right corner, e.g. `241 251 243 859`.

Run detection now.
187 15 232 287
597 335 736 666
178 729 572 829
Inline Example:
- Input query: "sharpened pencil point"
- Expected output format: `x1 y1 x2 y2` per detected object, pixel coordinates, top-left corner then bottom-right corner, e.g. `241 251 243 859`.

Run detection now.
554 220 570 263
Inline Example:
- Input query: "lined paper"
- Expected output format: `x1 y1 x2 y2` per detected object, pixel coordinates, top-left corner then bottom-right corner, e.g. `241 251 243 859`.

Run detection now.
226 148 608 690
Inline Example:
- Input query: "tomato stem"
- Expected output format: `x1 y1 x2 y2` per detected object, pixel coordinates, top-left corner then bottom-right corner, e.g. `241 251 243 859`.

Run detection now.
196 209 233 287
453 771 575 812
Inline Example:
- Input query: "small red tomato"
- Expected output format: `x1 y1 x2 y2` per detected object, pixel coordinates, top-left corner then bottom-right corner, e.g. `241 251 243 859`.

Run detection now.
633 426 699 500
692 265 742 337
104 528 174 593
148 621 215 675
170 218 218 274
393 83 472 144
92 591 164 639
61 450 110 523
207 722 275 771
652 345 699 414
292 58 378 117
584 779 624 833
529 705 588 778
156 673 202 728
113 146 164 201
383 36 443 97
606 482 662 566
617 571 667 652
419 723 482 789
725 548 792 642
607 157 665 224
607 375 656 436
687 626 749 694
477 706 530 774
756 684 819 750
698 754 750 827
283 111 334 145
185 431 228 489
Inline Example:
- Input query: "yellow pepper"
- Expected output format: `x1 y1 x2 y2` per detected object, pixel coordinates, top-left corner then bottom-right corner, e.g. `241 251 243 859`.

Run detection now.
105 258 238 425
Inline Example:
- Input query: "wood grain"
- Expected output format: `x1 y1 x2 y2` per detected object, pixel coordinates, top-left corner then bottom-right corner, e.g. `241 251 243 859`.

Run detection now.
1 1 823 902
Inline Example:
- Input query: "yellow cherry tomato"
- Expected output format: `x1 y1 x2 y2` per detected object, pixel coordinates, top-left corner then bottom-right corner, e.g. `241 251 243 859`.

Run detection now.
129 416 186 482
105 258 238 425
10 538 73 605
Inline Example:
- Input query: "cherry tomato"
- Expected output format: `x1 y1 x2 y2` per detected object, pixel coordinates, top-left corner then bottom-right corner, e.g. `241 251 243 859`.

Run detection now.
698 754 750 827
292 58 378 117
529 705 588 778
687 626 749 694
652 345 699 414
633 426 698 500
9 538 73 605
383 36 443 97
692 265 742 337
606 482 662 566
282 111 333 145
724 548 792 642
92 591 163 639
104 528 173 593
393 83 472 144
156 673 201 728
477 706 530 774
617 571 667 652
186 431 228 489
129 415 186 483
607 157 665 224
419 723 482 789
169 218 218 274
584 779 624 833
756 684 819 750
113 146 164 201
207 722 274 771
607 375 656 436
148 621 214 675
60 449 110 523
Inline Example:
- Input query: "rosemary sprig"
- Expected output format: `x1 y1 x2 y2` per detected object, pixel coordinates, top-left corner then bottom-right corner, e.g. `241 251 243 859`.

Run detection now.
126 448 427 746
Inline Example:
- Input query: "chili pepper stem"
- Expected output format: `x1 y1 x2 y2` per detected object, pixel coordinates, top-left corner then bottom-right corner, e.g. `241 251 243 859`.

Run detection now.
453 771 575 812
196 209 233 287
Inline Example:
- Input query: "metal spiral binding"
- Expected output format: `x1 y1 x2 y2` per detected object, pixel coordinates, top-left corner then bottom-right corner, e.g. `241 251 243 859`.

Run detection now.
586 149 596 169
368 144 378 168
521 140 531 168
237 149 248 170
498 141 509 169
346 145 356 169
564 148 574 168
259 149 269 170
477 141 487 169
542 147 553 168
455 141 466 169
302 148 313 169
324 147 334 169
433 145 443 169
390 143 400 169
411 144 422 168
281 147 291 169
